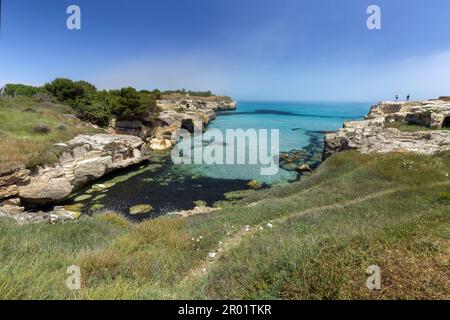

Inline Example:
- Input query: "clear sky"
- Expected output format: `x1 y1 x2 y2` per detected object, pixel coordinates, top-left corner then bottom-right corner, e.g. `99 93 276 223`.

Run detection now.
1 0 450 102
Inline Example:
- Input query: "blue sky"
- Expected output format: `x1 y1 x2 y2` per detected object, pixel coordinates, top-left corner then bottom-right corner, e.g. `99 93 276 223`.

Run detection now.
1 0 450 101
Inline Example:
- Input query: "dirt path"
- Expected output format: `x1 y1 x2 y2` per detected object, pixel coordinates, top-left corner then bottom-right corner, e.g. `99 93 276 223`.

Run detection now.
181 181 450 284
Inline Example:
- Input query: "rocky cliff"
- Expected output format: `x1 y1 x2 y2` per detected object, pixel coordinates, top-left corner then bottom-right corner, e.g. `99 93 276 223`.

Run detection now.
324 98 450 159
111 95 236 149
111 95 236 140
154 95 236 140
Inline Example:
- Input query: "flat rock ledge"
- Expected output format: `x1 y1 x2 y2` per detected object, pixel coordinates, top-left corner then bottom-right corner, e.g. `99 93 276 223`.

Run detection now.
324 99 450 159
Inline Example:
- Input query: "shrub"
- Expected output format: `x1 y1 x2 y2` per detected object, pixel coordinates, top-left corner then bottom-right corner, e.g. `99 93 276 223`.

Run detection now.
247 180 263 190
44 78 97 105
73 91 114 127
163 89 213 97
6 79 162 128
3 84 45 97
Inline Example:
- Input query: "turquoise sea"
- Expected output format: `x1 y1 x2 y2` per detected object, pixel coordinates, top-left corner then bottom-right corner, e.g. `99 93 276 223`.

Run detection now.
66 101 371 218
176 101 370 183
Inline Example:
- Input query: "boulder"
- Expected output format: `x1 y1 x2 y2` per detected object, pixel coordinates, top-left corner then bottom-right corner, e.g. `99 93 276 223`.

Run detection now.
18 171 74 204
0 204 25 215
0 169 30 199
1 198 21 206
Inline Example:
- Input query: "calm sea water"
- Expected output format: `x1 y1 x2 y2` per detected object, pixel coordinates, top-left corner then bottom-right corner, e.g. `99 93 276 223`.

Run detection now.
67 101 370 219
176 101 370 183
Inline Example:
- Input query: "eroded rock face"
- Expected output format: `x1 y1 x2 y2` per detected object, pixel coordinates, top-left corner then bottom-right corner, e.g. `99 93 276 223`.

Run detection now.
0 169 30 199
324 99 450 159
17 134 149 205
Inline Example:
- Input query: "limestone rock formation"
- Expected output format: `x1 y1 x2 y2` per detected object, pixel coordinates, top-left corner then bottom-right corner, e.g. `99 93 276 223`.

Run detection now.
17 134 150 204
324 99 450 159
148 138 173 151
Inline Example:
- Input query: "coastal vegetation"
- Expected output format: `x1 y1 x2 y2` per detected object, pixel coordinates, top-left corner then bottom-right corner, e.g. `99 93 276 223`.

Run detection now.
2 80 233 128
0 150 448 299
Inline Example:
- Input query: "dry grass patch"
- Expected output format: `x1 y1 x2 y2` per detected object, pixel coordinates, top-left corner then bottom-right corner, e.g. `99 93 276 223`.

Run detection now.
0 96 102 172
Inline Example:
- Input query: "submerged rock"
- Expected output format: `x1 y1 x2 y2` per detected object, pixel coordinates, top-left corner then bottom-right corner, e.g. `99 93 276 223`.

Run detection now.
148 138 172 151
90 204 105 211
64 203 84 213
280 163 298 172
91 184 108 192
93 194 106 201
74 194 92 202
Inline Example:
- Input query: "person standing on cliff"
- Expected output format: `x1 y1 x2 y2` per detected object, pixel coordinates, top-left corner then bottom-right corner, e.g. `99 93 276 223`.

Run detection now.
395 94 399 102
407 94 410 101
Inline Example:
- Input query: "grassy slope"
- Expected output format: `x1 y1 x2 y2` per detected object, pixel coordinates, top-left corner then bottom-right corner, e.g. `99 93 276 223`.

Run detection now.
0 97 102 172
0 151 449 299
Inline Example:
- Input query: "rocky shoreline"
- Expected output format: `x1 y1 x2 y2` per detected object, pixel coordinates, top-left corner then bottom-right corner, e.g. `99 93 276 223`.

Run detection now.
279 131 325 174
324 98 450 159
2 96 449 224
0 96 236 223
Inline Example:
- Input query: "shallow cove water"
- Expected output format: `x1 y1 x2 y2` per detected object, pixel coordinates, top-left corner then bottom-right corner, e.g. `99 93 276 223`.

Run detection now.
65 101 368 220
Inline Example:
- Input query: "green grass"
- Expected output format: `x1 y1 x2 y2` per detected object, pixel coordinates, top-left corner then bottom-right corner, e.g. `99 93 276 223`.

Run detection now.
0 96 102 172
0 151 449 299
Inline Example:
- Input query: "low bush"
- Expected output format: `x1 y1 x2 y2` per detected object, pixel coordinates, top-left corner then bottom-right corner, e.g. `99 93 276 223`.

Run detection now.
437 192 450 203
32 124 51 134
